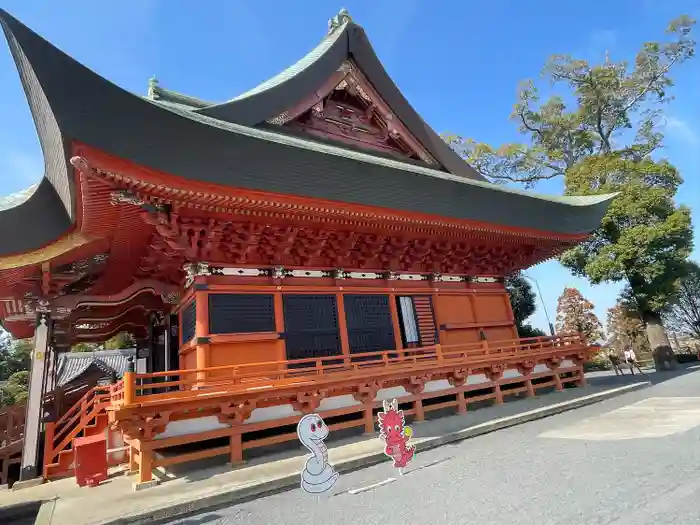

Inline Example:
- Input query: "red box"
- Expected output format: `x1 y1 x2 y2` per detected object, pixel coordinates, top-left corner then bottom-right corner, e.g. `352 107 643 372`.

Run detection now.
73 433 108 487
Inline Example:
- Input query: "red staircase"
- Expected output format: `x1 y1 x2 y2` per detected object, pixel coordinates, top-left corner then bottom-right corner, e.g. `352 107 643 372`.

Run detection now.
43 386 112 479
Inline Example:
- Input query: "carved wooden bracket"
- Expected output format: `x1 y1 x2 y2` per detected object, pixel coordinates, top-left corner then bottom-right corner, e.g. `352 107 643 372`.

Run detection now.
352 381 383 404
516 359 536 376
403 374 431 395
218 400 257 425
118 411 171 440
570 352 587 365
292 390 326 414
447 367 470 387
485 364 504 381
546 357 563 371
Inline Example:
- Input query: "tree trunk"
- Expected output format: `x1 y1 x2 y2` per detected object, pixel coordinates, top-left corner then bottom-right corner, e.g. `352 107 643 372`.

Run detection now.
641 310 676 371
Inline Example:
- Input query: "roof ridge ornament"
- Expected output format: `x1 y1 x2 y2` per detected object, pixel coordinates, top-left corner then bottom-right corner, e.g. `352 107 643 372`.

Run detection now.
148 75 159 99
328 8 352 34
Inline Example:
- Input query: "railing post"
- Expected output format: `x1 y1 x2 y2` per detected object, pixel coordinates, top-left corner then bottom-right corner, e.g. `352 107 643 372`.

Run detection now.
123 371 136 406
7 405 14 442
436 344 443 364
43 422 55 473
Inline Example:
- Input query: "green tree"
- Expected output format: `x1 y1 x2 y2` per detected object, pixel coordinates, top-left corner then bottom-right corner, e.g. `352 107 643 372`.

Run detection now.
70 332 135 353
0 337 32 382
505 273 546 337
445 16 696 370
70 342 99 353
662 261 700 340
563 155 692 369
103 332 135 350
1 370 29 406
606 302 651 358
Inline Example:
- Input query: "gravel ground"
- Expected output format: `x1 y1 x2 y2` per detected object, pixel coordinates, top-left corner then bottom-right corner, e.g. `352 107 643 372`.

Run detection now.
163 368 700 525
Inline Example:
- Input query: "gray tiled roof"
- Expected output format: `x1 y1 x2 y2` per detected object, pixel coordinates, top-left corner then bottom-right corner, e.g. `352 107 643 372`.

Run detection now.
0 183 38 211
0 9 616 259
54 348 135 387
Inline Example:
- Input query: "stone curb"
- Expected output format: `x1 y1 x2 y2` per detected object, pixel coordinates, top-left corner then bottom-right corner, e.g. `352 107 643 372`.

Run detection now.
39 381 650 525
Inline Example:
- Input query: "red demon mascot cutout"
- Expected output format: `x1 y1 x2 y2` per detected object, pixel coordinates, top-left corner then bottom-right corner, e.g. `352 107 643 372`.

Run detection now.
377 399 415 470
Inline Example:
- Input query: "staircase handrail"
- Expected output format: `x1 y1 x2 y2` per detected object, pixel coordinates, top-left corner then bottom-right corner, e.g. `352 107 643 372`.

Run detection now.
43 385 111 474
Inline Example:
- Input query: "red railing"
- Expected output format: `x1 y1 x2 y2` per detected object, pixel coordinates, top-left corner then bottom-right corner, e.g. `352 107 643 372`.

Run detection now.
110 334 589 408
43 385 111 476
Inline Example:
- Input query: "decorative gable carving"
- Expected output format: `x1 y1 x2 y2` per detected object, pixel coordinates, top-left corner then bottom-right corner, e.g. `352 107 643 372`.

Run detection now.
267 61 439 166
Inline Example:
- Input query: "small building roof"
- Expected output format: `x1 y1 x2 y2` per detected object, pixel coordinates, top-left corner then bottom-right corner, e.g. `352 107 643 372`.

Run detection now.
54 348 135 388
0 8 616 258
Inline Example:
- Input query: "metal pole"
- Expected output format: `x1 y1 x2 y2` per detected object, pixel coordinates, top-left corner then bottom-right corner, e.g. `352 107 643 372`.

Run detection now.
522 272 555 336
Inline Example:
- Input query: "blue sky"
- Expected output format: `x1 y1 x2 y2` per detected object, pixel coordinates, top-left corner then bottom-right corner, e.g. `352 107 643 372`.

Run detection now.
0 0 698 335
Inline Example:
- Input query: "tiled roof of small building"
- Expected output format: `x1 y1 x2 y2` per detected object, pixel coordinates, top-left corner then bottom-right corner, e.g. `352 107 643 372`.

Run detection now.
55 348 135 387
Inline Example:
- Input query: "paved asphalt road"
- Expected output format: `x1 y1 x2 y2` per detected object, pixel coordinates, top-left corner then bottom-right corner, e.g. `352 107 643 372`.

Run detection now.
165 368 700 525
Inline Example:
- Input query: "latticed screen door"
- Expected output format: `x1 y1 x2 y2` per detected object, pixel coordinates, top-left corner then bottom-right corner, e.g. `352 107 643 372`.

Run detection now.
344 294 396 362
282 294 342 365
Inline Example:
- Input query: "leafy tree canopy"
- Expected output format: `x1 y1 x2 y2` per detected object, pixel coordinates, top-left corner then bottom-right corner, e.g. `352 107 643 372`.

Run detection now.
560 154 693 313
555 287 604 342
505 273 547 338
70 332 136 352
444 16 696 187
445 15 696 369
606 303 650 356
663 261 700 340
505 273 536 326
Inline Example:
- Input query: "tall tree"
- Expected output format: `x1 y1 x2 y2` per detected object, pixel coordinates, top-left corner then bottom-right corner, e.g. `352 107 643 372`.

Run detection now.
606 303 650 356
445 16 696 370
663 261 700 340
103 332 136 350
555 287 604 342
0 337 32 382
505 273 546 337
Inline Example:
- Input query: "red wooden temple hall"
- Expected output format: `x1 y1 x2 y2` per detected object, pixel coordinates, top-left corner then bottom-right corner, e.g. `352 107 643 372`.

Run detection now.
0 8 614 485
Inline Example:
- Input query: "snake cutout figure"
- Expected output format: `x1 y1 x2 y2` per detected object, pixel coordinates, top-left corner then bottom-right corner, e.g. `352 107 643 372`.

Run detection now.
297 413 339 494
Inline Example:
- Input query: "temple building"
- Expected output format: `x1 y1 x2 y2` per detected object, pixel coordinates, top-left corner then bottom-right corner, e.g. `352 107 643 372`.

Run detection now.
0 9 613 487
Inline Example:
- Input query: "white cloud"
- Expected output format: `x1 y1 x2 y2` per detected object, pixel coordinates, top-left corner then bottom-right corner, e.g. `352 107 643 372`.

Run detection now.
665 116 700 146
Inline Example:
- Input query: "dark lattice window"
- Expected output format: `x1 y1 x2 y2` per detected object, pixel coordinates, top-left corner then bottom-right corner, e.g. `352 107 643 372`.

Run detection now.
283 294 341 364
208 293 275 334
344 294 396 361
180 301 196 344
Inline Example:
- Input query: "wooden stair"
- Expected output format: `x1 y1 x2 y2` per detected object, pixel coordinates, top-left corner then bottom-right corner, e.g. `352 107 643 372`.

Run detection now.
43 386 112 480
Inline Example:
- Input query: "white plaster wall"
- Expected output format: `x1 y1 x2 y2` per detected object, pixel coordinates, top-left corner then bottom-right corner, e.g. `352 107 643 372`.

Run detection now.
247 404 300 424
503 369 524 379
107 428 127 464
467 373 490 385
561 359 575 368
375 386 407 401
318 394 360 411
155 415 230 440
423 379 452 393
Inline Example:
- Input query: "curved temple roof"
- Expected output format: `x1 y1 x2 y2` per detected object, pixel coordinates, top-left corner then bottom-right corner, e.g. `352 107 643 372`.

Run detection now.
0 9 616 258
